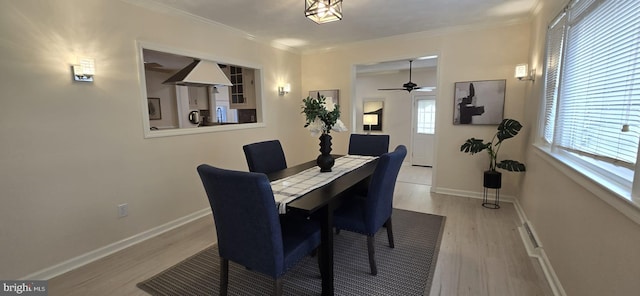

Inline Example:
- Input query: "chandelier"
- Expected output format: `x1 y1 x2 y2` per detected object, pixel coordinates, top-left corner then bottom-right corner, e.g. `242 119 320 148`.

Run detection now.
305 0 343 24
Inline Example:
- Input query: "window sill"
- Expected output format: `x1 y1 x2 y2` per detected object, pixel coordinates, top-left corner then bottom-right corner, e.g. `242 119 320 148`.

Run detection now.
144 122 265 138
533 143 640 225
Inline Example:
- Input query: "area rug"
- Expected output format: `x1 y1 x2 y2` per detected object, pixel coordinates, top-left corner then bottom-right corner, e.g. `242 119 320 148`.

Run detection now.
138 209 445 296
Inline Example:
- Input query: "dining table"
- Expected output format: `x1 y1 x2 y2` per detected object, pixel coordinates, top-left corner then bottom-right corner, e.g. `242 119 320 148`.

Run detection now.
266 155 378 296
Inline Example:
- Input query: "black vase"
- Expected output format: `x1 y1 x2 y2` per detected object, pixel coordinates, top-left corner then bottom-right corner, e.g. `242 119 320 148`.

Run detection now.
483 170 502 189
316 134 334 172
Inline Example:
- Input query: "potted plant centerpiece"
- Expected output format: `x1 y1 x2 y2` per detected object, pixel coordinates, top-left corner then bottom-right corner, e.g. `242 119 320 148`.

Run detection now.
460 118 526 207
302 93 347 172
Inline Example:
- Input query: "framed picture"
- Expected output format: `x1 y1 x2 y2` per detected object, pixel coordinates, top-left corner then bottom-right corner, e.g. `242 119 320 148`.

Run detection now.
309 89 339 106
148 97 162 120
453 80 506 125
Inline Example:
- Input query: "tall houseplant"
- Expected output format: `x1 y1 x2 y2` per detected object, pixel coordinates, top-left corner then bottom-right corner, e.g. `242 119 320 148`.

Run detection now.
302 93 347 172
460 118 526 191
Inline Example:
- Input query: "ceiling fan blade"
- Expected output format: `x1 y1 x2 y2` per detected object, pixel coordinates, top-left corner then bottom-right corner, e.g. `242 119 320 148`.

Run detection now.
414 86 436 92
378 88 407 91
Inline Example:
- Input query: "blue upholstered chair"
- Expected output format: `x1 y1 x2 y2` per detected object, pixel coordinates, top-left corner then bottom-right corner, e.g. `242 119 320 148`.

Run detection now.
348 134 390 157
333 145 407 275
243 140 288 174
197 164 321 295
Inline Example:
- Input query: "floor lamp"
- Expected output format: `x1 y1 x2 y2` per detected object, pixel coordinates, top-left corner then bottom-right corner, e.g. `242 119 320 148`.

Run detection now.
363 114 378 135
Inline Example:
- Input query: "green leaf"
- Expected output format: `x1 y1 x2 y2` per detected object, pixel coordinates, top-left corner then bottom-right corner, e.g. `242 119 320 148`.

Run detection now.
460 138 489 154
301 95 341 132
496 119 523 141
496 160 526 172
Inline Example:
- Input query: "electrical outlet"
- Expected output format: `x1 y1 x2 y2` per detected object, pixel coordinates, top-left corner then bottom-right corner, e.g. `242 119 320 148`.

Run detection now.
118 203 128 218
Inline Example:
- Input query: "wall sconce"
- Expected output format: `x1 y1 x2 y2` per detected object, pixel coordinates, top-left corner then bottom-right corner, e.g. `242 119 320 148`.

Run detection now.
363 114 379 134
305 0 343 24
278 83 291 96
72 58 95 82
515 63 535 81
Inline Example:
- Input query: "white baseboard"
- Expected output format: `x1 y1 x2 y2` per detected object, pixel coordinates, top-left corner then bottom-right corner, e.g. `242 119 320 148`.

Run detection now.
512 199 567 296
21 208 212 280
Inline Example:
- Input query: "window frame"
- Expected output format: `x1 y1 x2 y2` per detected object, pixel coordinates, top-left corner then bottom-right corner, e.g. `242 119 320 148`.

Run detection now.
536 0 640 224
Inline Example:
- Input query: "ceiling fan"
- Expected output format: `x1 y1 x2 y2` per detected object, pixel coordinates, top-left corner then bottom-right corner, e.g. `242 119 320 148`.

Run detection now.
378 60 435 93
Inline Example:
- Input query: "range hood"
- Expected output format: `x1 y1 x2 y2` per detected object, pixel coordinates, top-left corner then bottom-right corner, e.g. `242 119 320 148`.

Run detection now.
162 59 232 87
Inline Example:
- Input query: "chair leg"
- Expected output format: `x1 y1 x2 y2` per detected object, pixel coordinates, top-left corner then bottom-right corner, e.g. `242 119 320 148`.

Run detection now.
273 278 283 296
384 217 395 248
220 258 229 296
367 235 378 275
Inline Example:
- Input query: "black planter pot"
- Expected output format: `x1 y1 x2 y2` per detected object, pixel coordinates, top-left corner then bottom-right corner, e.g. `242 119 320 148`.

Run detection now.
483 170 502 189
482 170 502 209
316 134 334 172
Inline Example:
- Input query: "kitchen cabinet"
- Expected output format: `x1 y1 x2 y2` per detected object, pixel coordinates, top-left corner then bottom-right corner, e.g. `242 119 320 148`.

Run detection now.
224 66 256 109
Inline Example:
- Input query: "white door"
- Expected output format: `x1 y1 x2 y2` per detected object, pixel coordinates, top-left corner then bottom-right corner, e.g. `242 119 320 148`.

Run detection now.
412 95 436 166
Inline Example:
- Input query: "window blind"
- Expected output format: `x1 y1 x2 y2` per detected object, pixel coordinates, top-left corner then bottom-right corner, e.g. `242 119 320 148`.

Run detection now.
568 0 598 24
542 12 567 143
555 0 640 166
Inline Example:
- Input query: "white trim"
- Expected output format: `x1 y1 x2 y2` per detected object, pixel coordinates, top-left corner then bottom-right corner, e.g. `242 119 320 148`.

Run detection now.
136 40 268 139
145 122 267 138
537 248 567 296
21 208 212 280
512 199 567 296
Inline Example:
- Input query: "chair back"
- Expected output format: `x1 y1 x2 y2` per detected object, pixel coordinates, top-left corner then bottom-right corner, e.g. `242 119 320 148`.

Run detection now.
243 140 288 174
348 134 390 157
364 145 407 233
197 165 285 278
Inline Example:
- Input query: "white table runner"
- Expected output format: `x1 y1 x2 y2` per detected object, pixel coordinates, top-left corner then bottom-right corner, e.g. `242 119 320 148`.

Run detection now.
271 155 377 214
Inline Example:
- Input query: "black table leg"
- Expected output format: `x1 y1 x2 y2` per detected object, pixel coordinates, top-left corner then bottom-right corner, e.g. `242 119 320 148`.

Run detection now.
319 203 335 296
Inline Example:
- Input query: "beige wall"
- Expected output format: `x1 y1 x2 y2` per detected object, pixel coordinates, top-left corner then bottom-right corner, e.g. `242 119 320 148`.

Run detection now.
519 0 640 295
145 70 178 129
0 0 313 279
303 22 531 197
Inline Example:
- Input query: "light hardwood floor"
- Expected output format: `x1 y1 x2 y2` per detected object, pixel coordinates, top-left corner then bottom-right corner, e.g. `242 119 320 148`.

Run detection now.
48 166 552 296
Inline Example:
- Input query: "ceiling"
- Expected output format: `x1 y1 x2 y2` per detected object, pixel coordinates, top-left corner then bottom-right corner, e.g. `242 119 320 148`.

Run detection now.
137 0 538 54
137 0 538 74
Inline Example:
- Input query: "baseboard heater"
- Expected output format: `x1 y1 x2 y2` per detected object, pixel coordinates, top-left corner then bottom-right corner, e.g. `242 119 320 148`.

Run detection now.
523 222 540 248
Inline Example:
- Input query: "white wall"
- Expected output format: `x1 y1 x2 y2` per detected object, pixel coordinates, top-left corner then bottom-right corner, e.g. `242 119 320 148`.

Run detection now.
519 0 640 295
303 22 530 197
0 0 312 279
